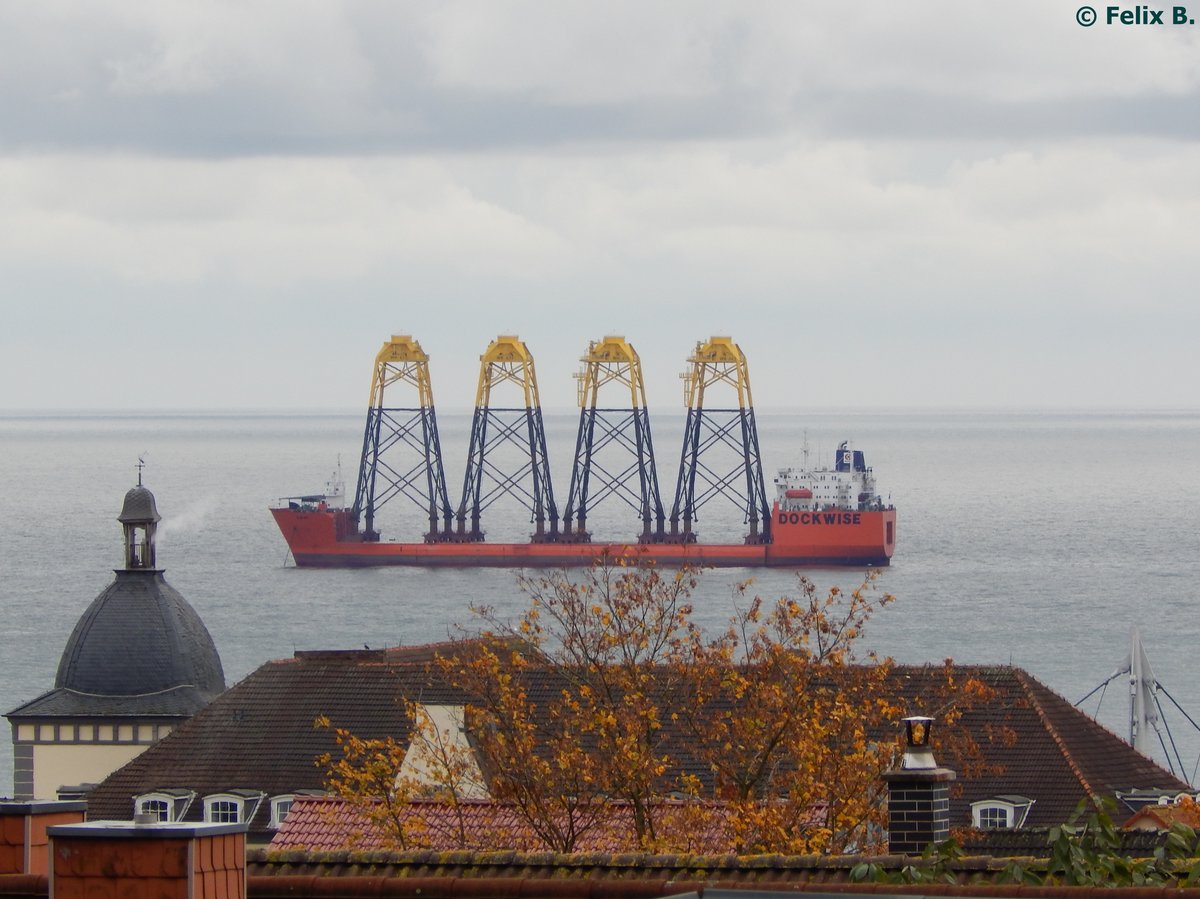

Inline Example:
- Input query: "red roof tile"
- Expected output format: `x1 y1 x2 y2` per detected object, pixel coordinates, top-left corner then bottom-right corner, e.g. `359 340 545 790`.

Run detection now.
1123 801 1200 831
271 796 746 854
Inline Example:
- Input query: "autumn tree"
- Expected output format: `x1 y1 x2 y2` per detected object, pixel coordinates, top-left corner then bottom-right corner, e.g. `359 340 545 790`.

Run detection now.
444 559 904 854
445 560 703 850
317 559 1003 856
661 575 900 853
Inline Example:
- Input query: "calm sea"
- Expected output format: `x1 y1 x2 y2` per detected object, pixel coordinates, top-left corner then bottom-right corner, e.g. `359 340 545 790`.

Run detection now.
3 409 1200 795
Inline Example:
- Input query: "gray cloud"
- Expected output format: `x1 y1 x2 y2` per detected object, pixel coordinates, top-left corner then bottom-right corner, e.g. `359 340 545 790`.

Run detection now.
1 2 1198 411
3 2 1200 156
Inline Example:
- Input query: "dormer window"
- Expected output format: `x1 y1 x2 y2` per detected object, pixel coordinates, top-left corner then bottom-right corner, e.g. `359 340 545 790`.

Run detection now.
971 795 1034 830
268 790 326 829
202 790 265 824
270 795 295 829
135 789 195 823
205 796 241 823
977 805 1011 829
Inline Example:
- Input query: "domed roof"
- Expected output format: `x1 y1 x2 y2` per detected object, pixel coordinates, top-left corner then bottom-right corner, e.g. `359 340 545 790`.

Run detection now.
54 571 225 701
119 485 161 524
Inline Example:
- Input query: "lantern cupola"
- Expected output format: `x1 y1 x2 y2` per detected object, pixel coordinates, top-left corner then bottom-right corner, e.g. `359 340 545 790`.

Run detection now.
118 466 161 571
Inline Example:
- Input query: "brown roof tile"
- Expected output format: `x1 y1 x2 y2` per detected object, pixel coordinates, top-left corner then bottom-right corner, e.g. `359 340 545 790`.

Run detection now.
86 648 1190 840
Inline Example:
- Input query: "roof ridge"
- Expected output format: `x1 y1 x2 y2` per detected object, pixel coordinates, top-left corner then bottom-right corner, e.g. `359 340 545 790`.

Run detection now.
1015 668 1097 799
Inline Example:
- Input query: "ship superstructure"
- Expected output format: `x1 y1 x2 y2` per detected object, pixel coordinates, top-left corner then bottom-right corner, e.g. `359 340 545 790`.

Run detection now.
775 442 887 514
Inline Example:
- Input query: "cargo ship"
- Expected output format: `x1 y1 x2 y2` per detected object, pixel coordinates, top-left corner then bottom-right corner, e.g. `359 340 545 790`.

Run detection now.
270 334 896 569
272 443 895 568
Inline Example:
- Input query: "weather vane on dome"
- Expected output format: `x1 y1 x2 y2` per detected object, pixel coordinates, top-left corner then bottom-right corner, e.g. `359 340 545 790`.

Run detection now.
136 453 147 486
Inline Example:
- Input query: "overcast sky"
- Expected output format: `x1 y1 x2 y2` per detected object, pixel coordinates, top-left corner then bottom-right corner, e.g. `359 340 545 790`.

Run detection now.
2 1 1198 411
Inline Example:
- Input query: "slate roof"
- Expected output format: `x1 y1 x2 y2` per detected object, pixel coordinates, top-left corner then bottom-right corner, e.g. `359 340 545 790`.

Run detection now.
6 685 218 718
85 647 1189 841
7 570 225 719
118 485 160 523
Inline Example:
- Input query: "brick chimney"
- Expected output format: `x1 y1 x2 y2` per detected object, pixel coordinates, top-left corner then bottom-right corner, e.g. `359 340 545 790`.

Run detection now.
47 819 247 899
0 800 87 877
882 715 956 855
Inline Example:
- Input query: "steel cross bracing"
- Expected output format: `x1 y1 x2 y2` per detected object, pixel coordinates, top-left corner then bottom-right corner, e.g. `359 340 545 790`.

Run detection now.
668 337 771 544
671 408 770 537
352 335 454 542
562 336 666 544
455 336 560 542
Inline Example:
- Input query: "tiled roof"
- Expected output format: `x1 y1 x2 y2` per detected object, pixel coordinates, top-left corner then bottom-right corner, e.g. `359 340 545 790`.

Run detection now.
935 667 1189 826
86 647 1190 840
1123 802 1200 831
247 849 1200 895
248 848 1019 892
272 796 743 854
86 645 470 836
957 825 1171 857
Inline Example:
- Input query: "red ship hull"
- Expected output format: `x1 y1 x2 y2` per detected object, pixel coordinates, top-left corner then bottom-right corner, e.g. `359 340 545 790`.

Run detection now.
270 504 896 569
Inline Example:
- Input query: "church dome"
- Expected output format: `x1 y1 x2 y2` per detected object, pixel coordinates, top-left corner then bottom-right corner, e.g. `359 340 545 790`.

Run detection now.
54 571 226 700
50 480 225 706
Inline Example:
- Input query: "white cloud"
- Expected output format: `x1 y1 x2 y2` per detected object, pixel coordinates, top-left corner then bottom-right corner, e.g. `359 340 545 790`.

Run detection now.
0 155 576 286
2 137 1198 315
419 2 730 102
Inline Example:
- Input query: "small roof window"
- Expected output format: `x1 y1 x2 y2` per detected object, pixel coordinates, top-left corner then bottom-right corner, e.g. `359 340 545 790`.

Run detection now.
970 795 1034 829
135 789 195 823
202 790 265 825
